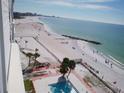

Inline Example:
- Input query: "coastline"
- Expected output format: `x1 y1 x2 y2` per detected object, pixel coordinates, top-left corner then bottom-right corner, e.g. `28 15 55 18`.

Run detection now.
41 16 124 64
15 16 124 93
40 17 124 69
38 17 61 36
90 43 124 69
40 16 124 91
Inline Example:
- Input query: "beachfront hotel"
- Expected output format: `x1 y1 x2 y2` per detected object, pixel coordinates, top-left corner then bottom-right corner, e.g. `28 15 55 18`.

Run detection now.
0 0 25 93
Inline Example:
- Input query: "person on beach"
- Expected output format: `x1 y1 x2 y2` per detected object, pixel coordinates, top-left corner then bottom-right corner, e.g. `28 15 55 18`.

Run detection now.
113 81 116 84
102 75 104 79
111 63 113 68
93 50 94 54
95 58 97 62
105 59 109 64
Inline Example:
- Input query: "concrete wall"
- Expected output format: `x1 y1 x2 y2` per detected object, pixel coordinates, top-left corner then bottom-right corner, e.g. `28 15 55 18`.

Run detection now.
8 43 25 93
0 0 11 93
2 0 11 77
0 0 25 93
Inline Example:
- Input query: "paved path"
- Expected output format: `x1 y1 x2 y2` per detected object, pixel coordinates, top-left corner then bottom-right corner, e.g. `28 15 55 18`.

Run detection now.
33 37 61 63
72 70 96 93
80 62 117 93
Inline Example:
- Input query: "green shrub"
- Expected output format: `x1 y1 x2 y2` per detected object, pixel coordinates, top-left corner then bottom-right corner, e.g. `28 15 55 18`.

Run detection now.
24 79 33 91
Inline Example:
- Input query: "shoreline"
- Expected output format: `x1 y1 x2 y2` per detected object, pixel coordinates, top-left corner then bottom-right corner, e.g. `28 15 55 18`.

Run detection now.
15 16 124 92
88 43 124 69
91 44 124 69
38 17 60 36
39 17 124 69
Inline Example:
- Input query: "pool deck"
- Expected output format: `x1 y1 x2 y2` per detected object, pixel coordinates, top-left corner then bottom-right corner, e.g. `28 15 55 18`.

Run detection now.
33 73 91 93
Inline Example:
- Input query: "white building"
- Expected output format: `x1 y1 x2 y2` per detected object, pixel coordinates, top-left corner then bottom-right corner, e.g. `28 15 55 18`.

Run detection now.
0 0 25 93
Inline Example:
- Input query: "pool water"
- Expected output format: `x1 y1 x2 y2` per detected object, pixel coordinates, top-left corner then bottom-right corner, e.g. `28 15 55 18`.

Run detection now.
49 80 78 93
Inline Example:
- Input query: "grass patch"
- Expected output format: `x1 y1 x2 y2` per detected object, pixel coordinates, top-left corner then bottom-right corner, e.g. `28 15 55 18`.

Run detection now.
24 79 33 91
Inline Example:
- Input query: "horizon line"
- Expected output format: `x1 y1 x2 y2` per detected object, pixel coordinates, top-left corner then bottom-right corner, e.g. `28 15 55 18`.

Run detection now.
14 11 124 26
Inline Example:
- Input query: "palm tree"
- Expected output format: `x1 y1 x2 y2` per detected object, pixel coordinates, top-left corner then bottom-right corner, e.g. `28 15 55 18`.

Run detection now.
26 52 34 66
59 58 76 78
22 51 26 55
67 60 76 78
35 48 38 52
32 48 40 67
59 58 69 77
25 40 28 48
60 66 68 77
61 57 69 67
21 51 33 66
33 52 40 67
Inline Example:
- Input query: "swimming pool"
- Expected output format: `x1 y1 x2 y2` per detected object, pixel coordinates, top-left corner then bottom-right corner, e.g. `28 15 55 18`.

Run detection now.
49 80 78 93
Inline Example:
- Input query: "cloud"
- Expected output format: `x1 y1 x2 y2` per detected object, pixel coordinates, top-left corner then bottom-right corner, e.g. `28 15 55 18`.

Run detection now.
35 0 114 10
80 4 112 10
80 0 114 3
50 1 74 7
38 0 114 3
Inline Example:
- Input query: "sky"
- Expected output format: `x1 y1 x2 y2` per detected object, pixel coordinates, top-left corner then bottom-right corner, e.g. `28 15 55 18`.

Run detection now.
14 0 124 25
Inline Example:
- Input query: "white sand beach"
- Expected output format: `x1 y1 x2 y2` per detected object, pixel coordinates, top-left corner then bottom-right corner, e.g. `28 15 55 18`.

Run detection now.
14 16 124 93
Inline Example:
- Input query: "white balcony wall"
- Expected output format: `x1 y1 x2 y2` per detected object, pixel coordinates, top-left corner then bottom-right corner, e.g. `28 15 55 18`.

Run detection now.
0 0 11 93
2 0 11 77
8 43 25 93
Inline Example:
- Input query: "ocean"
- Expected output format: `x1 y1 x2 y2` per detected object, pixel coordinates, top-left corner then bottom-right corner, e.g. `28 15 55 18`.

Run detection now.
40 17 124 64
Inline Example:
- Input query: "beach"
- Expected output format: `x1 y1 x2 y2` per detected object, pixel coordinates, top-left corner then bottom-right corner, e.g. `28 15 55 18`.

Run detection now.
14 16 124 93
41 16 124 64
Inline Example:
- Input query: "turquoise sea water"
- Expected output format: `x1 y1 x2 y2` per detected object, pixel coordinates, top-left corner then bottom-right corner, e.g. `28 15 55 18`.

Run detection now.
40 17 124 63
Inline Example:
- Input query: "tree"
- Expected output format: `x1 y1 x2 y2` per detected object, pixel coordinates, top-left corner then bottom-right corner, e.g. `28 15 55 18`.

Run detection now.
59 58 76 78
67 60 76 78
35 48 39 52
32 48 40 67
59 58 69 77
33 52 40 67
61 57 69 67
60 66 68 77
26 52 34 66
21 51 33 66
25 40 28 48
